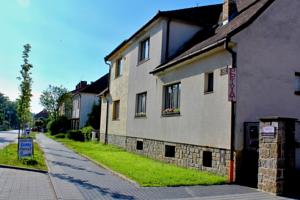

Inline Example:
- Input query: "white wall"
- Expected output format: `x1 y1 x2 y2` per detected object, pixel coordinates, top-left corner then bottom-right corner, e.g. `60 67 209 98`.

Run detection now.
79 93 98 128
72 95 80 119
127 49 232 149
168 20 201 58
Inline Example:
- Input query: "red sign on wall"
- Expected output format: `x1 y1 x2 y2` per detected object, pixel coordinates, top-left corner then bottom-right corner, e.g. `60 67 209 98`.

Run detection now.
228 68 237 102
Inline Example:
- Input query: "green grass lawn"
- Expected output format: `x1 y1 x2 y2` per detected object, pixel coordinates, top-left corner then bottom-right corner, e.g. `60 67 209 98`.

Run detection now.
53 137 227 187
0 143 48 171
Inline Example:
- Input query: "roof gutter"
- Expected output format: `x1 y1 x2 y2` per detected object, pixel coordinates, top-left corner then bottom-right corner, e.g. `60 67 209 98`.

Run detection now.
150 37 227 74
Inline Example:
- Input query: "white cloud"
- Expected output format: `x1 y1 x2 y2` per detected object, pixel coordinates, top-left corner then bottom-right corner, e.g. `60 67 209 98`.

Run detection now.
17 0 30 8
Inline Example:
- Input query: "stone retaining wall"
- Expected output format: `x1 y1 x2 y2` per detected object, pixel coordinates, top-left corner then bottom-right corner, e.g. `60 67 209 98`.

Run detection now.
99 133 126 148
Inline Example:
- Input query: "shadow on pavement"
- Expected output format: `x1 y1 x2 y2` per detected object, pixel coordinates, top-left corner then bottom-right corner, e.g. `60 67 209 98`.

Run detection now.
51 172 135 200
46 151 88 161
49 160 105 176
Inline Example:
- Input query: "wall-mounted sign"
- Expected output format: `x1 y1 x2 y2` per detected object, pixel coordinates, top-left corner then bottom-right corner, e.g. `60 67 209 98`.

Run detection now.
228 68 237 102
261 126 276 137
18 138 33 159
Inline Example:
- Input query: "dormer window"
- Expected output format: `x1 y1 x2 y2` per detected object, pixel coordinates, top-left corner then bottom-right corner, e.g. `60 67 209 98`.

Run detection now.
115 57 123 78
139 38 150 62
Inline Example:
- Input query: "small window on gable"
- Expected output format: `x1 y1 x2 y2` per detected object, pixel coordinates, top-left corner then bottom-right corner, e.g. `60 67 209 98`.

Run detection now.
203 151 212 167
136 140 143 150
295 72 300 95
165 145 175 157
204 72 214 93
112 100 120 120
115 58 123 78
139 38 150 62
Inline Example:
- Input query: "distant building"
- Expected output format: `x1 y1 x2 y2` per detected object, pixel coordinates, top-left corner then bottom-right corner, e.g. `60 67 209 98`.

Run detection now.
71 74 108 130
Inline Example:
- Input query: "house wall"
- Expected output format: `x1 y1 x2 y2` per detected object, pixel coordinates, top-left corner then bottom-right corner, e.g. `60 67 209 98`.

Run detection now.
167 20 201 58
72 95 80 119
79 93 98 128
232 0 300 151
127 49 232 149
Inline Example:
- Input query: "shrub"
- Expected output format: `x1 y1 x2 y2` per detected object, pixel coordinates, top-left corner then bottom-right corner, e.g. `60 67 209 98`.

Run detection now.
67 130 85 141
47 116 70 135
54 133 66 139
81 126 94 141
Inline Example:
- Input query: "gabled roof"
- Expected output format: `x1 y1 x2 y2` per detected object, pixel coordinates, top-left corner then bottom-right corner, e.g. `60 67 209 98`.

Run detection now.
73 73 109 95
105 4 223 61
151 0 274 74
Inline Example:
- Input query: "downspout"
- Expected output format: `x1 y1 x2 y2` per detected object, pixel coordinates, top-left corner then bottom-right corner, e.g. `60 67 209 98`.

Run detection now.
98 96 102 142
225 37 237 183
104 61 111 145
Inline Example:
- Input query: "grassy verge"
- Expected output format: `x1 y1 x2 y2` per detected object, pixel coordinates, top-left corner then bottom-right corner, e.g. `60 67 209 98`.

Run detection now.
0 143 47 171
52 136 227 187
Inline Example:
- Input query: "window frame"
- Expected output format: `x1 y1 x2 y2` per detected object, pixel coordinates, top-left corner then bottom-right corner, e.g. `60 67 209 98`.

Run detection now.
295 72 300 95
162 82 181 116
112 100 120 120
138 37 150 63
115 57 123 79
135 92 147 118
204 72 214 94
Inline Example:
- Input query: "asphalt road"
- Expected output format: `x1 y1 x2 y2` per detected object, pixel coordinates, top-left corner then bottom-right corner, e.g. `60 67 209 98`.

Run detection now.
0 130 18 149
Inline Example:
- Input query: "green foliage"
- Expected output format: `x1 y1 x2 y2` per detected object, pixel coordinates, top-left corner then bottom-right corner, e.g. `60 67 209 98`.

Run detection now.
81 126 94 141
17 44 33 132
40 85 68 120
67 130 85 141
54 133 66 139
0 143 47 171
48 116 70 135
86 101 100 129
0 92 19 130
54 138 227 187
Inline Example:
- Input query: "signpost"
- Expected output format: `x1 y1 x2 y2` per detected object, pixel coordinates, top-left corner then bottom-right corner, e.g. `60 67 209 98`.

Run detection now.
18 138 33 159
228 68 237 102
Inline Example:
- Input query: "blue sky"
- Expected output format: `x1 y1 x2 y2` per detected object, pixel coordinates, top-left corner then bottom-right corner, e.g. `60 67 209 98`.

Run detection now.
0 0 222 113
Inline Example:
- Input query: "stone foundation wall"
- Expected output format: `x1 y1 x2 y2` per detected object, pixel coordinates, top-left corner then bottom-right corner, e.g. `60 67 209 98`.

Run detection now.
126 136 231 176
100 133 126 149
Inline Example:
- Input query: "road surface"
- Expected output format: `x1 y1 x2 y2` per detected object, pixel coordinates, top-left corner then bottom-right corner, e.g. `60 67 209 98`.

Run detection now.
0 130 18 149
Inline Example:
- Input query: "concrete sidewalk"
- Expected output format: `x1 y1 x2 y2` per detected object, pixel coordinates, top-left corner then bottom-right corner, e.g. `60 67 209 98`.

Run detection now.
0 167 56 200
36 133 295 200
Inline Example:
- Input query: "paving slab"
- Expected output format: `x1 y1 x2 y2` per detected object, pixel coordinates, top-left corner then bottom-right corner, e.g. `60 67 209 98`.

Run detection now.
36 134 295 200
0 167 56 200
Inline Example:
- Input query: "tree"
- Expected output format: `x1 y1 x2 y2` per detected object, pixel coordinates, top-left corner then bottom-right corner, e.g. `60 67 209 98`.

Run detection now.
0 92 19 130
86 100 100 129
40 85 68 120
17 44 33 135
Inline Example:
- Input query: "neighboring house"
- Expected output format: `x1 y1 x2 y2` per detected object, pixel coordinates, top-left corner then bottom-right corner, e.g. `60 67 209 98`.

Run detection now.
71 74 108 130
100 0 300 186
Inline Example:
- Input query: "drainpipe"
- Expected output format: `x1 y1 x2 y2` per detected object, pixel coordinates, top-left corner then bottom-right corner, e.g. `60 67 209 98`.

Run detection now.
225 37 237 183
165 18 171 61
104 61 111 145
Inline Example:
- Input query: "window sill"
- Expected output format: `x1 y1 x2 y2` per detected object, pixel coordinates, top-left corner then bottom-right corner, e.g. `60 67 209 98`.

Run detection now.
204 91 214 95
161 113 181 117
295 91 300 95
134 115 147 119
112 119 120 121
114 75 122 80
137 58 150 66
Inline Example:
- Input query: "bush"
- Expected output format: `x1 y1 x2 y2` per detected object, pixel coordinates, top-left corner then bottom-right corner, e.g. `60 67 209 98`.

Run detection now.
54 133 66 139
47 116 70 135
67 130 85 141
81 126 94 141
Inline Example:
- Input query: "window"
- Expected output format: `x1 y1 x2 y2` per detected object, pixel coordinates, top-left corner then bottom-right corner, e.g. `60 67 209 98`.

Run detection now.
165 145 175 157
203 151 212 167
115 58 123 78
135 92 147 117
112 100 120 120
295 72 300 95
162 83 181 115
136 140 143 150
205 72 214 93
139 38 150 62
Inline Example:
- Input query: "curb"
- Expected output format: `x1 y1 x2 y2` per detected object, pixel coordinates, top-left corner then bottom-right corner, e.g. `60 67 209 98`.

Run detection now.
0 164 48 174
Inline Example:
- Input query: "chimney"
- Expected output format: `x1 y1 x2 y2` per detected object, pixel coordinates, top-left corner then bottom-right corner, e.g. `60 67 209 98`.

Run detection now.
222 0 236 25
76 81 87 90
